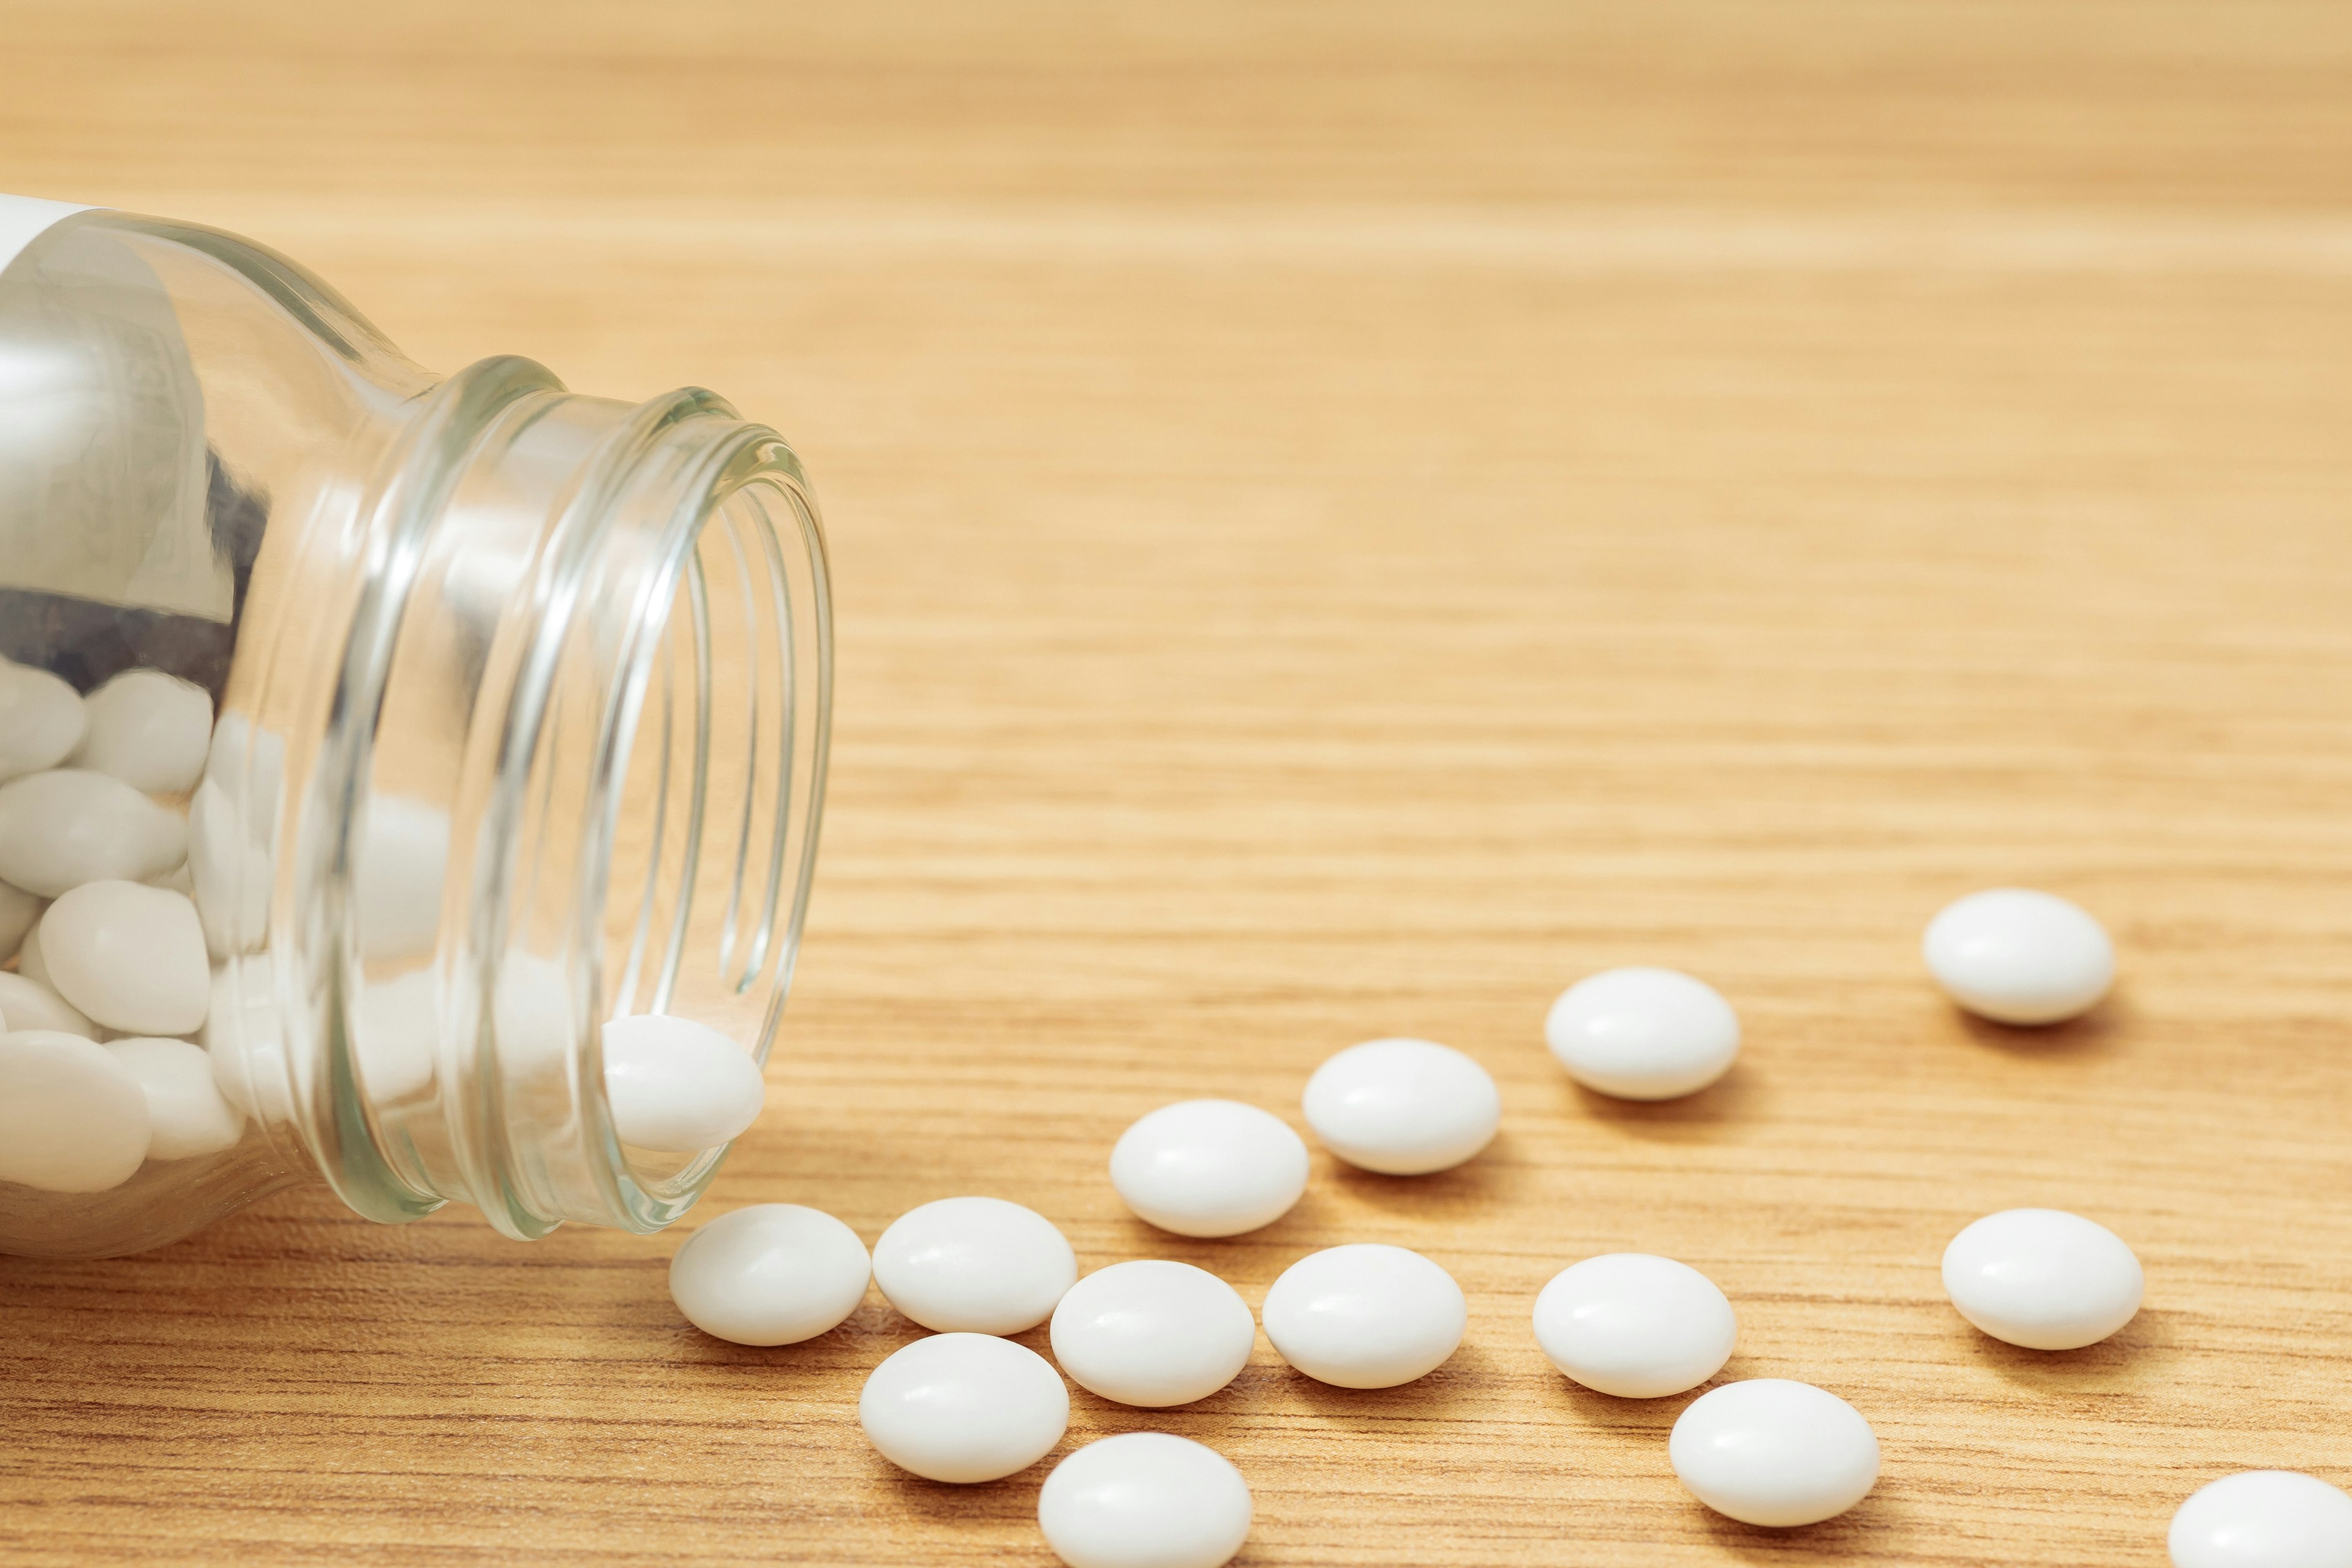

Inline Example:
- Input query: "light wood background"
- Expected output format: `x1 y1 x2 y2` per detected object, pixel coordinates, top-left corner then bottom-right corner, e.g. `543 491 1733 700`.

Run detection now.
7 2 2352 1562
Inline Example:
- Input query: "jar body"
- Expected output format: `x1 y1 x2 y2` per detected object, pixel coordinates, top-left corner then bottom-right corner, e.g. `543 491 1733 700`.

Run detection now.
0 202 831 1257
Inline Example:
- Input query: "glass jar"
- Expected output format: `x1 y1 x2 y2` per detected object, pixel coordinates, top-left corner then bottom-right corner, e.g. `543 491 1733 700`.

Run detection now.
0 196 831 1258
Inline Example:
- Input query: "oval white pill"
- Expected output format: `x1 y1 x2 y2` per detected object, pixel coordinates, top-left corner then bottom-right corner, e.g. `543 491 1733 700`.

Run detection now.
0 660 86 783
1302 1037 1500 1175
1942 1207 2144 1351
1038 1432 1253 1568
0 1030 153 1193
2170 1471 2352 1568
858 1332 1070 1483
1532 1253 1738 1398
72 668 213 794
203 711 285 841
355 794 449 962
1110 1099 1309 1238
1261 1243 1465 1389
0 768 189 898
37 880 211 1036
0 878 37 963
354 970 439 1104
104 1036 244 1160
600 1013 766 1153
668 1202 872 1346
872 1195 1078 1335
1669 1378 1880 1528
1545 967 1740 1100
1049 1260 1256 1408
0 970 94 1037
1924 888 2114 1025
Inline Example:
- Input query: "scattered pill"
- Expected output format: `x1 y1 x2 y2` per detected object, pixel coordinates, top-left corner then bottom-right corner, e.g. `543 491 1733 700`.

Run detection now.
0 659 86 783
1038 1432 1253 1568
1532 1253 1738 1398
872 1195 1078 1334
1109 1099 1310 1238
103 1037 244 1160
2169 1471 2352 1568
0 877 37 962
1669 1378 1880 1528
187 778 270 958
1544 967 1740 1100
37 880 211 1037
72 668 213 795
1261 1243 1465 1389
859 1332 1071 1483
600 1013 766 1152
355 794 449 962
668 1202 872 1346
1049 1260 1256 1408
1942 1207 2143 1351
0 767 189 898
203 956 294 1125
1923 888 2114 1025
1302 1037 1501 1175
0 1030 153 1193
0 970 95 1037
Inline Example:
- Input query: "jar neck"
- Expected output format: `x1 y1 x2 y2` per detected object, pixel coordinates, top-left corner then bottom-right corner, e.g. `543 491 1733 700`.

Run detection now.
220 356 831 1239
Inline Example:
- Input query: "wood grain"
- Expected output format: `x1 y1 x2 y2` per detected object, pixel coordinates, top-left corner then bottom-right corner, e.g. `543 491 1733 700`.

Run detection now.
6 2 2352 1562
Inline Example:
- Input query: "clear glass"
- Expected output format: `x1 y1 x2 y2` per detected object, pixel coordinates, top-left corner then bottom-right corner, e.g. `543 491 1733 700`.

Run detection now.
0 211 831 1256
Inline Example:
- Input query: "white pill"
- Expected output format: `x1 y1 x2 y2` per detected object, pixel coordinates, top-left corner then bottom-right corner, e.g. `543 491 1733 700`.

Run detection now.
1302 1037 1501 1175
187 778 270 958
668 1203 872 1346
859 1332 1070 1483
354 969 439 1103
0 768 189 897
355 794 449 961
72 668 213 794
0 1030 153 1193
1110 1099 1309 1238
1669 1379 1880 1528
598 1013 765 1152
1532 1253 1738 1398
1049 1260 1257 1407
37 880 211 1036
0 877 37 962
1038 1432 1253 1568
0 660 86 783
1544 967 1740 1100
1261 1243 1465 1389
104 1036 244 1160
0 970 94 1037
1924 888 2115 1025
872 1195 1079 1334
203 711 285 841
1942 1207 2144 1350
203 956 295 1125
2171 1471 2352 1568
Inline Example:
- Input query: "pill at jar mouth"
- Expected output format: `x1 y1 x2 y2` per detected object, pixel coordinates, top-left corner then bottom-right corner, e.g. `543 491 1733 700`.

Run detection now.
0 1030 153 1194
872 1195 1079 1335
1302 1037 1500 1175
1544 967 1741 1101
859 1332 1071 1484
1049 1260 1257 1408
1038 1432 1254 1568
0 659 87 784
0 877 38 963
1532 1253 1738 1399
354 970 439 1104
1923 888 2115 1026
203 712 285 842
71 668 214 796
668 1202 872 1346
0 970 95 1038
0 768 189 898
355 794 450 962
37 880 212 1037
2168 1470 2352 1568
1669 1378 1880 1528
1261 1243 1466 1389
203 956 294 1125
187 778 270 959
1109 1099 1310 1238
600 1013 766 1153
104 1036 244 1161
1942 1207 2144 1351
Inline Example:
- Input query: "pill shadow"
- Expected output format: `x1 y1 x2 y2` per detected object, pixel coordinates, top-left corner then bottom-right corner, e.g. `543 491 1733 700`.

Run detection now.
1951 1000 2125 1061
1695 1490 1899 1561
1248 1340 1508 1433
1316 1139 1521 1217
875 1460 1044 1526
1544 1372 1687 1437
1570 1063 1765 1139
1964 1306 2179 1396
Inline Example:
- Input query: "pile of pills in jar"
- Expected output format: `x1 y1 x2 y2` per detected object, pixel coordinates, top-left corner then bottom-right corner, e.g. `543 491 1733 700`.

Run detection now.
0 657 775 1205
655 881 2352 1563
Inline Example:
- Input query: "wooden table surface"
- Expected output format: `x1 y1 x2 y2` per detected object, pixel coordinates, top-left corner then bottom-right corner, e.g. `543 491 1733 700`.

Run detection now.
7 2 2352 1562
